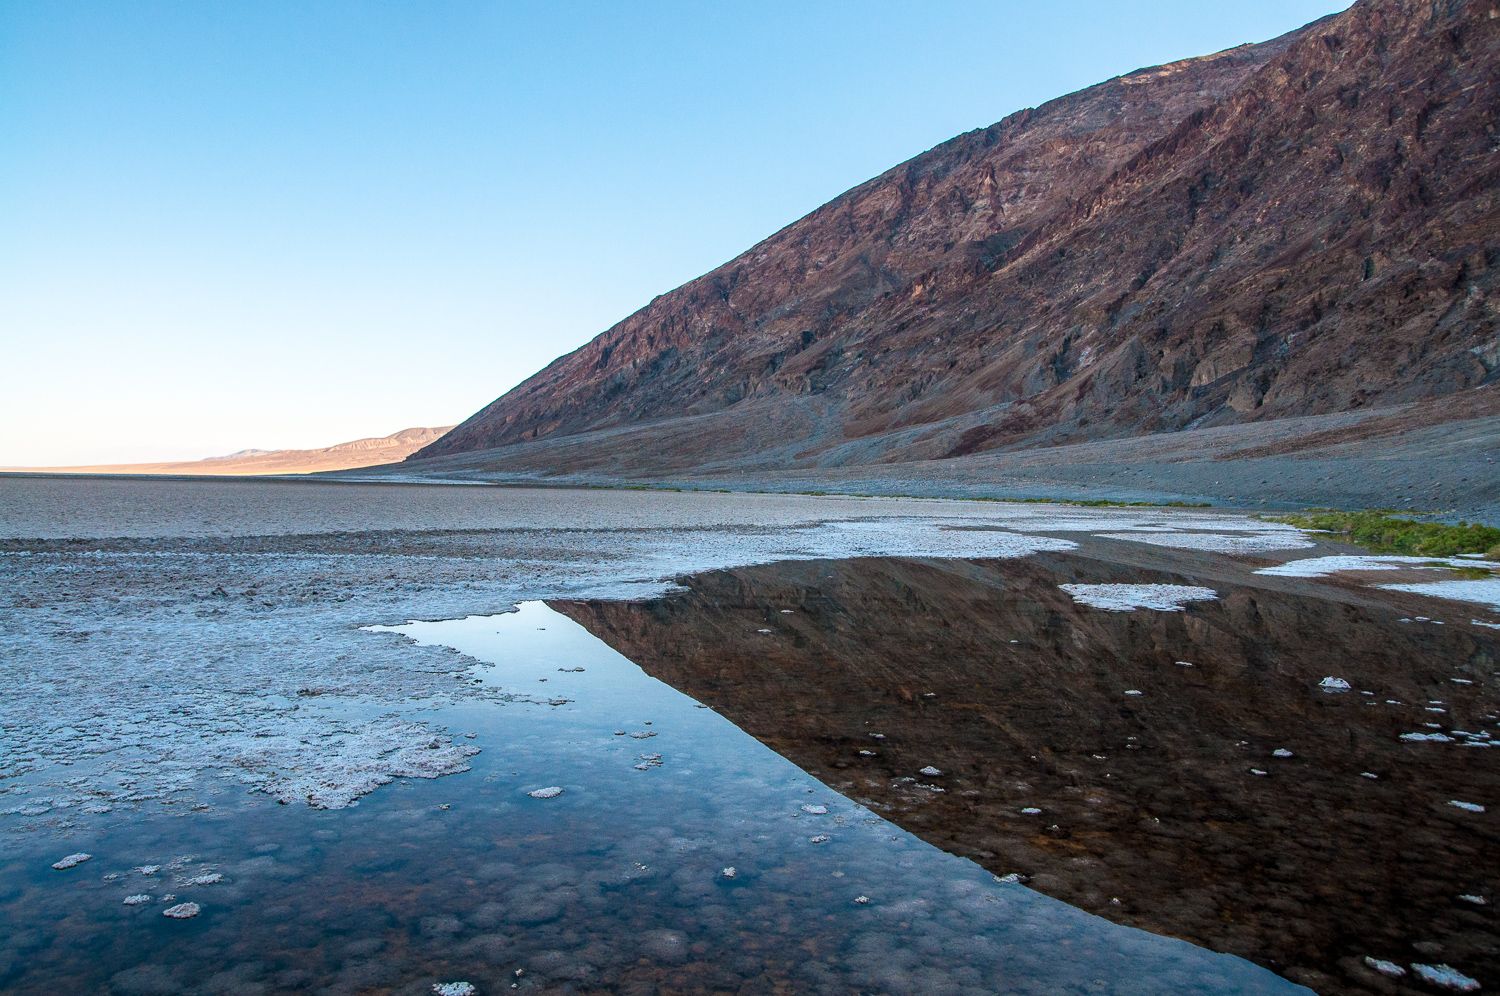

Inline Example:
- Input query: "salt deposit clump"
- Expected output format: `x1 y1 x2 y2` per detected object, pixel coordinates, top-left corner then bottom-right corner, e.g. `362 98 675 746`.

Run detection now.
1319 677 1352 693
527 786 563 799
919 766 941 776
51 852 91 870
162 902 200 919
1058 584 1218 612
800 804 827 815
1411 964 1480 991
1448 800 1485 813
433 984 476 996
122 894 152 905
1363 957 1404 977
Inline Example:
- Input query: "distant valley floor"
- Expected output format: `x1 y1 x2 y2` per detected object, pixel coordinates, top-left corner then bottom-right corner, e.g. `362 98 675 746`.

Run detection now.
335 393 1500 526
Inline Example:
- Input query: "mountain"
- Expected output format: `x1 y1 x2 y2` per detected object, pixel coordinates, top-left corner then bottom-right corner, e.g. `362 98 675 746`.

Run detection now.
413 0 1500 477
6 426 454 477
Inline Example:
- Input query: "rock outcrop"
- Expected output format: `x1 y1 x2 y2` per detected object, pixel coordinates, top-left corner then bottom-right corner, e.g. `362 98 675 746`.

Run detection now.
417 0 1500 472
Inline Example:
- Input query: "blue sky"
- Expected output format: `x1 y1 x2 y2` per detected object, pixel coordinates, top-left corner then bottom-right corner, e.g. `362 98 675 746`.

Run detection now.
0 1 1351 465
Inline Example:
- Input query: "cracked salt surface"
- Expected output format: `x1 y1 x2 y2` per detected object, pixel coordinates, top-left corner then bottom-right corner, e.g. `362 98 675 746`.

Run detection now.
1058 584 1219 612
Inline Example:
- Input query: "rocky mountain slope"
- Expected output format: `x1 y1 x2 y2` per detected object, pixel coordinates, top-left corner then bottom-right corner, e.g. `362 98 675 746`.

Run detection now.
415 0 1500 475
8 426 454 477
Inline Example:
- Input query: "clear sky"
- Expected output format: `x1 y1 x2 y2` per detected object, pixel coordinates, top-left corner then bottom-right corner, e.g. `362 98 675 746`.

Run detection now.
0 1 1351 465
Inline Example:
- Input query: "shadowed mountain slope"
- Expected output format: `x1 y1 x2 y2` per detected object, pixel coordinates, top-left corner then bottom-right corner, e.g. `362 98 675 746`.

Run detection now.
416 0 1500 473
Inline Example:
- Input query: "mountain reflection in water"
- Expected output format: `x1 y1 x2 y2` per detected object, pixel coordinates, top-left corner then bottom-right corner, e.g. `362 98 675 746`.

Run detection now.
554 553 1500 994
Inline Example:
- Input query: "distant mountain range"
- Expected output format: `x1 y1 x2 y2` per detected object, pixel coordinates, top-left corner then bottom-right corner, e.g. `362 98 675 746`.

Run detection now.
409 0 1500 477
7 426 454 477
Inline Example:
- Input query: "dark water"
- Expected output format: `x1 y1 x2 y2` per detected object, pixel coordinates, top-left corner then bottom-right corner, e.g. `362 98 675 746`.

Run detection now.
1 601 1300 996
554 554 1500 994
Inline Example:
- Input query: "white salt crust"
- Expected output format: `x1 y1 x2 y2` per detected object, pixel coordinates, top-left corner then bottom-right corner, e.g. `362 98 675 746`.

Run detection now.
1058 584 1219 612
1379 579 1500 610
1256 555 1487 578
1093 530 1315 553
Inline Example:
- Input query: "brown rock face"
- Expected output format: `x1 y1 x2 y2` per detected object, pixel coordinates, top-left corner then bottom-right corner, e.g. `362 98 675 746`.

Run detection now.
418 0 1500 470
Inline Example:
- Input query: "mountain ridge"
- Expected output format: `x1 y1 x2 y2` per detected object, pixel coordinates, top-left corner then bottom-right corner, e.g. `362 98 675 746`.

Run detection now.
6 426 454 477
414 0 1499 476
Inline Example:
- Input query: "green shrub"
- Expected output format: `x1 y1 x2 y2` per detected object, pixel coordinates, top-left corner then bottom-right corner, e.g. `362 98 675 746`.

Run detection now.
1266 510 1500 558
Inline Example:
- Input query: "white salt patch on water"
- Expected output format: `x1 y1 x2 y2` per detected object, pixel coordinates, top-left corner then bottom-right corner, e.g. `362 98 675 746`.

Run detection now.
182 873 223 886
1448 800 1485 812
135 865 160 876
995 873 1022 884
1124 690 1143 696
801 804 828 815
122 894 151 905
1021 807 1042 815
1401 733 1454 742
1458 894 1487 905
51 852 90 870
433 984 476 996
919 766 941 776
1319 677 1352 693
1363 957 1405 977
1058 584 1219 612
162 902 200 919
527 786 563 799
1379 578 1500 610
1411 964 1480 991
1093 531 1314 553
1258 555 1484 578
1361 772 1379 779
810 834 830 843
1273 749 1293 758
721 867 736 878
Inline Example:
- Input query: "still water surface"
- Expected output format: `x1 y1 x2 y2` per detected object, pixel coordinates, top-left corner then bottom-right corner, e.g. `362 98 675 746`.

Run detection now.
2 601 1300 995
